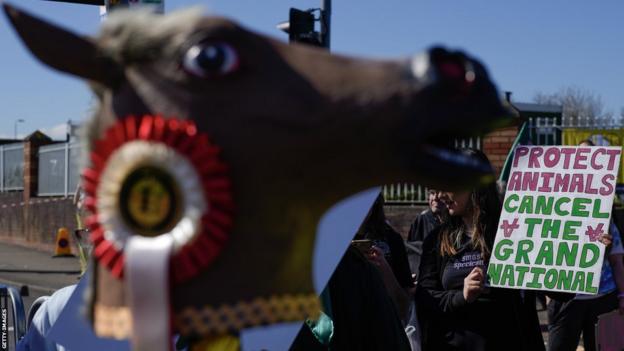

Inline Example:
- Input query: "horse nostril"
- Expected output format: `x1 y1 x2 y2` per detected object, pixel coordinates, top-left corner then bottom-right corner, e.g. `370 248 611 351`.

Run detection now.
437 61 464 80
411 47 477 96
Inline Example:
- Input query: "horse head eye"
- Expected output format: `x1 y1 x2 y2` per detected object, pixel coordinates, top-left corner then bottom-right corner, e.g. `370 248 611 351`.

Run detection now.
183 42 239 77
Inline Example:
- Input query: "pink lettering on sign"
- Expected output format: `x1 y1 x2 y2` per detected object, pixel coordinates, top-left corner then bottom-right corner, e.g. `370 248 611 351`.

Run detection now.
591 148 605 170
509 147 619 195
543 148 560 168
528 147 544 168
606 149 621 171
584 174 598 194
507 171 614 194
573 148 590 170
553 173 570 192
537 172 554 192
500 218 520 237
507 171 521 191
513 146 620 170
560 148 576 169
513 147 529 168
522 172 538 191
569 174 584 193
600 174 615 196
585 223 604 242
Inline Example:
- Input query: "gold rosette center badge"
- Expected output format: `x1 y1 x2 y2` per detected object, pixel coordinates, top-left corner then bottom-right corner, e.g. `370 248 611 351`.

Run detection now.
82 115 234 282
122 166 180 236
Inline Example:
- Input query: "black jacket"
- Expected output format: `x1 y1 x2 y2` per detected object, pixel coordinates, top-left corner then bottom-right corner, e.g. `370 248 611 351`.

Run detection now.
416 227 542 351
408 209 440 242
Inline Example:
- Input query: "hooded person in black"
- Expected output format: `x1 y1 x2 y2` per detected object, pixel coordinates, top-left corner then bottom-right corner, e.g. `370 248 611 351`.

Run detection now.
290 193 413 350
356 193 414 286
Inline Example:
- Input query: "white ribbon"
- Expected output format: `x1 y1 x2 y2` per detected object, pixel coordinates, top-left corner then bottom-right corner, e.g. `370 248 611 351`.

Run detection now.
126 235 174 351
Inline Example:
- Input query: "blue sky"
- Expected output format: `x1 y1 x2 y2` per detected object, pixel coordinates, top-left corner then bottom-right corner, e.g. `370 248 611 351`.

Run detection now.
1 0 623 139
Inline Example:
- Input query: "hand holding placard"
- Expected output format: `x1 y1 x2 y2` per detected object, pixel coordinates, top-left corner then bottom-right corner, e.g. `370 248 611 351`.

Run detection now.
464 267 485 303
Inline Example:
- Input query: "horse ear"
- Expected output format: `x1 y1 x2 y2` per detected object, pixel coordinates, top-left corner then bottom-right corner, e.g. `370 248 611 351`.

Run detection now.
3 3 122 88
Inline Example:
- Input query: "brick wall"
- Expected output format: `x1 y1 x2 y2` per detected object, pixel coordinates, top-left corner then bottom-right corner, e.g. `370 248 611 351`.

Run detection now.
22 133 53 201
482 126 520 176
0 193 78 252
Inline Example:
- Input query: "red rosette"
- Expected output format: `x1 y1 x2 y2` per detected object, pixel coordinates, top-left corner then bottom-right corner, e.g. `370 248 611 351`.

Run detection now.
81 115 235 283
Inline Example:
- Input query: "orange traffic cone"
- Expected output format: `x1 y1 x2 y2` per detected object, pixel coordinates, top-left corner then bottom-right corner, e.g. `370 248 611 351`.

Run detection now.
53 227 75 257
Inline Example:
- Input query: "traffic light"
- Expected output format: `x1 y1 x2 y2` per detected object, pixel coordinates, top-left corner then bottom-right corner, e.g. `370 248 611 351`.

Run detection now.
289 8 322 46
278 8 324 47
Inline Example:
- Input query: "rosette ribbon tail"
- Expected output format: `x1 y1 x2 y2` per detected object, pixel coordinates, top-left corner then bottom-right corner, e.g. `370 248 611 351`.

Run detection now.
126 235 174 351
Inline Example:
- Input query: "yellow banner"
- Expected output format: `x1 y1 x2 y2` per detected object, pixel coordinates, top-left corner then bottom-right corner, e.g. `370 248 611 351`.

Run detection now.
562 128 624 184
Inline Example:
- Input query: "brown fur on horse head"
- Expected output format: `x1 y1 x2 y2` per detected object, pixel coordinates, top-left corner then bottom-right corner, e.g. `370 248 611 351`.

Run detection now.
4 3 514 337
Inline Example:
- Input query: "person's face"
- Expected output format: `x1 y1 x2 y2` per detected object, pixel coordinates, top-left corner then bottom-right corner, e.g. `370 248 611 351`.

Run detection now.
428 190 446 214
579 141 593 147
443 190 471 217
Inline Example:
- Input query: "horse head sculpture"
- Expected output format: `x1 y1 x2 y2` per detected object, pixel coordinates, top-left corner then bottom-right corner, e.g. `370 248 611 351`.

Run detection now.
4 3 513 349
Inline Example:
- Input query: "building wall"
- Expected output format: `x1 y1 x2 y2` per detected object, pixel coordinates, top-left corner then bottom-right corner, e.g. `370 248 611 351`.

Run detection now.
482 126 520 176
384 204 427 240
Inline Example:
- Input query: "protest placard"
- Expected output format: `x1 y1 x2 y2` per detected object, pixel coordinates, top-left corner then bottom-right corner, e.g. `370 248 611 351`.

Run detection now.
487 145 621 294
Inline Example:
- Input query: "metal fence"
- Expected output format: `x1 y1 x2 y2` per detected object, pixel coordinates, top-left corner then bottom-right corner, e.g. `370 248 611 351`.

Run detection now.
0 143 24 192
383 137 482 205
528 116 623 146
38 142 81 196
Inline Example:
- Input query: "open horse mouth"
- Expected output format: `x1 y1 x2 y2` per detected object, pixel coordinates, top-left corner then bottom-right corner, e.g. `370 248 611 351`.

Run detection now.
417 144 498 188
401 47 516 188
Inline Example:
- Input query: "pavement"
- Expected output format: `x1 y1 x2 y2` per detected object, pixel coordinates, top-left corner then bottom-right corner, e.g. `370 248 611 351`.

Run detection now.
0 242 82 311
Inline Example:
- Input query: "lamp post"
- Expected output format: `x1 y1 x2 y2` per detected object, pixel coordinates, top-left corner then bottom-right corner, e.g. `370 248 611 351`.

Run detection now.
14 119 25 140
320 0 331 49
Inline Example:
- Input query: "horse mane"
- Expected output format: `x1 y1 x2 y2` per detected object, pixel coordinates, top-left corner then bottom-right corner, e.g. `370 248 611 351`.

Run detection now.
99 7 204 64
78 7 205 168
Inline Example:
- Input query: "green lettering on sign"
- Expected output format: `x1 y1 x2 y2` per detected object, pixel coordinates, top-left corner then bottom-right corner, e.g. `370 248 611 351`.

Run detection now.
527 267 545 289
504 194 519 213
554 197 571 216
580 244 600 268
556 242 578 267
571 198 591 217
535 196 554 215
584 272 598 294
543 269 557 289
494 239 514 261
487 263 502 285
501 265 515 286
592 199 610 219
556 270 573 291
519 195 534 214
525 218 542 238
516 266 529 286
515 240 533 264
562 221 581 241
535 241 554 265
541 219 561 239
571 271 586 291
